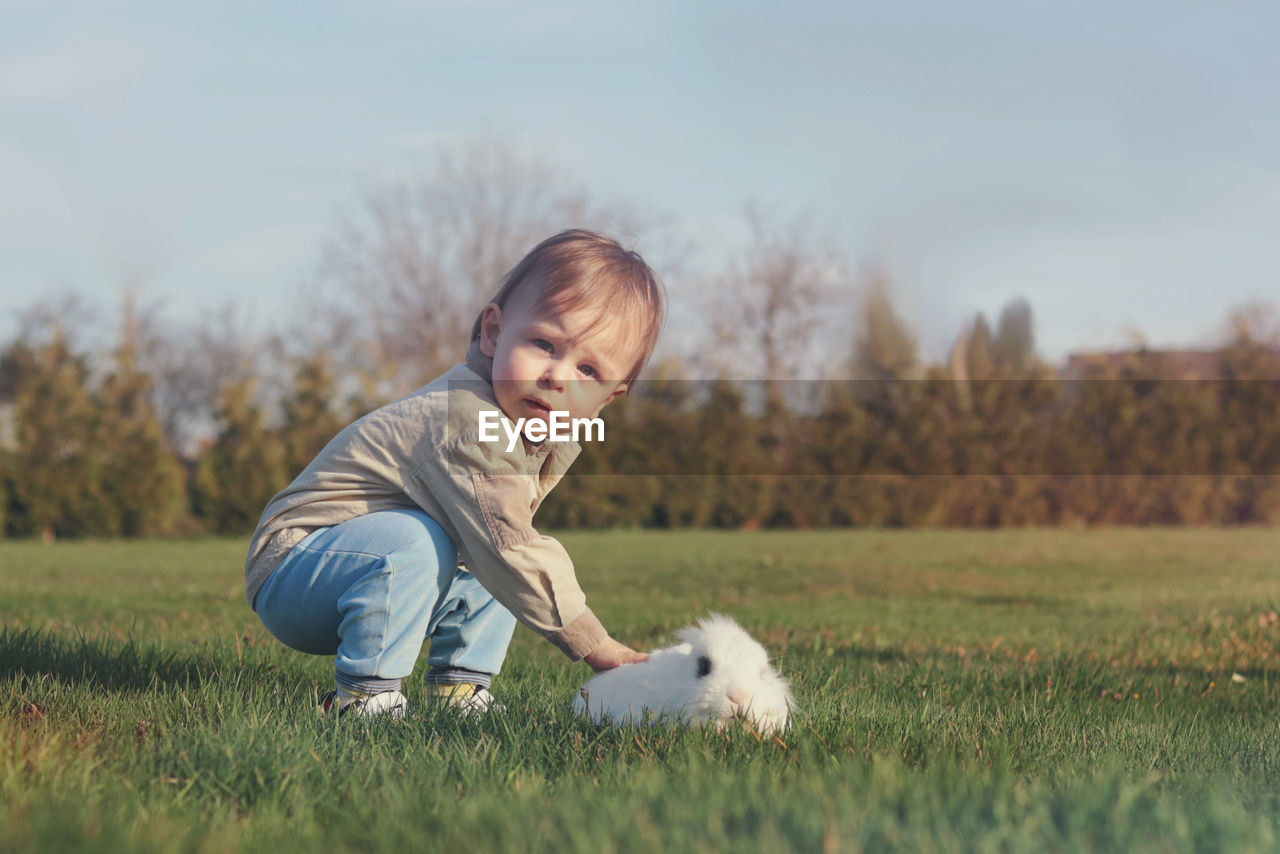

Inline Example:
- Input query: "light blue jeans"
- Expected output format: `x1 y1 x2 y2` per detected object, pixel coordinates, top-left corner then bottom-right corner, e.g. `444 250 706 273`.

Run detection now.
254 509 516 695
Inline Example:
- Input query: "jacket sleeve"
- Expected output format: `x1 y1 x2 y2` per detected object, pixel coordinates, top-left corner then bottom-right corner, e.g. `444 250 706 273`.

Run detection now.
403 430 609 660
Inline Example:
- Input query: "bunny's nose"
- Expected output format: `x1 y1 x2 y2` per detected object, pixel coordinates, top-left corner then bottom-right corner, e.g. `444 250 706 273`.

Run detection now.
728 691 750 712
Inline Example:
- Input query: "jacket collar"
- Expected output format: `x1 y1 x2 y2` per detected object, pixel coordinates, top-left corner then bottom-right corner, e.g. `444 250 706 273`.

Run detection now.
464 337 493 383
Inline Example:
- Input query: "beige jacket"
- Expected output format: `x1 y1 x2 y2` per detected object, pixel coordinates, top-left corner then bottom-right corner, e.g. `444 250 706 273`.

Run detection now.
243 341 608 660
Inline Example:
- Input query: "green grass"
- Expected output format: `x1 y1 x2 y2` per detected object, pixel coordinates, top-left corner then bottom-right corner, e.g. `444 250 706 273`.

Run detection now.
2 528 1279 852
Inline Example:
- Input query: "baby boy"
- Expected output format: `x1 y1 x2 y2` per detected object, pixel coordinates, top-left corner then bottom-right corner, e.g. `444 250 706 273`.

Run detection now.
244 229 664 716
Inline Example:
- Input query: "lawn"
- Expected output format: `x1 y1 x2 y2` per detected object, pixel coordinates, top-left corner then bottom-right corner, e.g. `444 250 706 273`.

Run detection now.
2 528 1278 852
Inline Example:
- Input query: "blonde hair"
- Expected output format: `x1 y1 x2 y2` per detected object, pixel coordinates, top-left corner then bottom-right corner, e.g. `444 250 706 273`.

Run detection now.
470 229 665 388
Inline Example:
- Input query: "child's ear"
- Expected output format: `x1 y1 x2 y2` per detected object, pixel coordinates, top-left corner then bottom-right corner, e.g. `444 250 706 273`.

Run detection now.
479 304 502 357
593 384 628 417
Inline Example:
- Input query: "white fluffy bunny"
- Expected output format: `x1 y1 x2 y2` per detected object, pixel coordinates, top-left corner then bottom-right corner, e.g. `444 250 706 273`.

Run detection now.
572 613 796 734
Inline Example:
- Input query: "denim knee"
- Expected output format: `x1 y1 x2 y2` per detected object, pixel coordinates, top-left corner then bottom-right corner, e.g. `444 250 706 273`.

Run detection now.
255 510 459 661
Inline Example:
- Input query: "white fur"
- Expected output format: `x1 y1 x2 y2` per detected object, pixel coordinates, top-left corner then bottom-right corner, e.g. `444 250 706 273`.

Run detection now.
572 613 796 734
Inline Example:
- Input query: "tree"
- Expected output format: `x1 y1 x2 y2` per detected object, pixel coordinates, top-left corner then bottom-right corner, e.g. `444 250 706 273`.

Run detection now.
990 298 1038 374
0 346 15 536
1217 302 1280 522
963 314 994 382
279 352 346 478
96 298 188 536
316 137 608 396
950 298 1038 416
0 450 7 535
849 268 918 383
144 305 266 456
192 377 288 535
705 205 846 381
6 324 111 539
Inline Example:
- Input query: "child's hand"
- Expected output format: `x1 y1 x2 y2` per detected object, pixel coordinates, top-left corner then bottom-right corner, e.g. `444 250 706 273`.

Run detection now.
584 637 649 673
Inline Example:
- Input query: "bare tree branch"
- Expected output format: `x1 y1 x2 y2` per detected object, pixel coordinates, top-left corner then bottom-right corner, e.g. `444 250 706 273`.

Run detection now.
702 204 848 380
313 137 605 395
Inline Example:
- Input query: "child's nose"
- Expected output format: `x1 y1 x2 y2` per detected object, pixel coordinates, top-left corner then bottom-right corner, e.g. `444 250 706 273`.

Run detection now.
539 360 570 390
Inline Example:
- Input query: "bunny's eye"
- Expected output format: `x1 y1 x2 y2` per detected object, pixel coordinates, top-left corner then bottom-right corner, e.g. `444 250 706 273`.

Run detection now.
696 656 712 678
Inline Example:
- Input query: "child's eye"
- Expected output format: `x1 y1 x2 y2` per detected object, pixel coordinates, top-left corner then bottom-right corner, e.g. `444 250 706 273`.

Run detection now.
578 364 598 379
532 339 553 353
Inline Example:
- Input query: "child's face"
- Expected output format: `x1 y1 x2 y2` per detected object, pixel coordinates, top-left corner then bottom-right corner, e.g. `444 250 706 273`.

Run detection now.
478 287 636 426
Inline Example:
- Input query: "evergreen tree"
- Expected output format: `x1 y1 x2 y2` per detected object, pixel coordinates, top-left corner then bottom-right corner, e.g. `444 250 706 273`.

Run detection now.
808 382 889 526
965 314 994 381
699 378 770 527
850 270 918 383
0 345 16 536
990 298 1037 374
1217 323 1280 522
7 328 112 539
847 274 920 505
280 352 346 477
628 365 697 527
192 377 288 534
0 445 8 537
97 304 188 536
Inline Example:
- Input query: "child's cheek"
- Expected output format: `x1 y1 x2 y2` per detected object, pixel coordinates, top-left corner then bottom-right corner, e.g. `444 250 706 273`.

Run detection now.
571 387 604 421
508 345 544 383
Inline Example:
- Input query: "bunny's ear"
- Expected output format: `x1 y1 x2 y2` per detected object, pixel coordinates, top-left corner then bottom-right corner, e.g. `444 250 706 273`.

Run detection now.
675 623 704 648
677 611 735 645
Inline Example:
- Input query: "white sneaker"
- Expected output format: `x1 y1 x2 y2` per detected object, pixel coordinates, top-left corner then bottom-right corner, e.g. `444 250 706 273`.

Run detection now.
317 689 407 719
424 683 505 715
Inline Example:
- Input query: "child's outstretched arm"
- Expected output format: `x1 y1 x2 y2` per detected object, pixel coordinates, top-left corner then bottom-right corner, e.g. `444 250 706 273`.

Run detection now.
407 422 624 662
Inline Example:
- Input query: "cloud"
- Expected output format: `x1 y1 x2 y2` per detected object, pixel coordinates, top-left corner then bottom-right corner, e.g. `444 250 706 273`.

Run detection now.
0 33 144 115
313 128 597 177
0 143 82 249
176 221 325 301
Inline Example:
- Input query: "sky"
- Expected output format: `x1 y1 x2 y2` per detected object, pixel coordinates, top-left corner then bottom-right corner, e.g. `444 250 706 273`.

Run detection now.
3 0 1278 365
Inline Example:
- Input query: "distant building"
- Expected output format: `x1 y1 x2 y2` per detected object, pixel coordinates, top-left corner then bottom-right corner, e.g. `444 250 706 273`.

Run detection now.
1062 348 1280 380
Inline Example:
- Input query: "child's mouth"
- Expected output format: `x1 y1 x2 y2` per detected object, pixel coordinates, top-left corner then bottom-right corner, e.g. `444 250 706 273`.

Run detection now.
524 398 552 414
